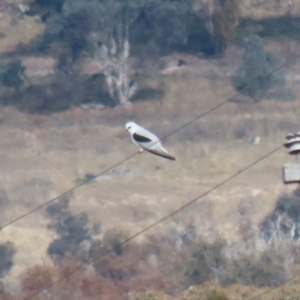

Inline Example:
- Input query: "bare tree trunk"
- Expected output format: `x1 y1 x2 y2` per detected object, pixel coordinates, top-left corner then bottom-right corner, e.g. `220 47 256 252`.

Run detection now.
202 0 215 37
94 23 137 108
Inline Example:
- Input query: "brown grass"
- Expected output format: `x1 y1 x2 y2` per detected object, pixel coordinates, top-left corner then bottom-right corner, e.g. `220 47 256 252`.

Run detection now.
0 69 297 291
0 13 44 54
0 4 300 296
180 273 300 300
239 0 300 19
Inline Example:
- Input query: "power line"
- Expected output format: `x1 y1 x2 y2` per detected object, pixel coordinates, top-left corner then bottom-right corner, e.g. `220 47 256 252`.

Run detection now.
0 152 137 230
23 144 283 300
1 53 299 231
7 43 297 299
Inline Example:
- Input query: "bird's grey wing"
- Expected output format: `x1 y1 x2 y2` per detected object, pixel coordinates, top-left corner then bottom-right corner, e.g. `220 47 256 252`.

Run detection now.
133 127 159 149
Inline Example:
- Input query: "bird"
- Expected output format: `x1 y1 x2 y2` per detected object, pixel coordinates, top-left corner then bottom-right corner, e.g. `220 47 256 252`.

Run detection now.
125 122 176 161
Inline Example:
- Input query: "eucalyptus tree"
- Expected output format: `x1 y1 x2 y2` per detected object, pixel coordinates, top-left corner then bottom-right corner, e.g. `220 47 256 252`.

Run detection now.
30 0 195 106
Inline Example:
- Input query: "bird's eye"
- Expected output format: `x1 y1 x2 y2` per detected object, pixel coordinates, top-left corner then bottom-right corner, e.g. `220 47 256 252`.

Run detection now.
128 126 131 129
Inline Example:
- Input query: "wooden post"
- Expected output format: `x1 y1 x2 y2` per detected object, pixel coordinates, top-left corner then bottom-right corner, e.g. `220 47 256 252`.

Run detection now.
283 132 300 184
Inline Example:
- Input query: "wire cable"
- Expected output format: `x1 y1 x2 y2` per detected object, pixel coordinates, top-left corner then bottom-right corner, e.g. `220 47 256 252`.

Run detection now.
0 153 137 230
0 52 299 231
23 144 283 300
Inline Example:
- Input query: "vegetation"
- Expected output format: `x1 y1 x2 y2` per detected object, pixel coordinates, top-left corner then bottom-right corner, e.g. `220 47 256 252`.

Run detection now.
0 58 25 91
0 242 16 279
185 238 227 285
12 227 297 299
231 34 294 102
260 191 300 243
211 0 241 54
1 72 115 113
236 17 300 41
1 0 300 299
22 0 199 107
0 0 242 113
0 0 295 113
46 195 101 263
186 237 287 288
222 251 287 287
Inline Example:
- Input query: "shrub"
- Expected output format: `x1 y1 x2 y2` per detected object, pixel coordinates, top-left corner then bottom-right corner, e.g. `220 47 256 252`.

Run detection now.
0 58 25 90
0 242 16 279
211 0 241 55
46 196 100 263
185 238 227 286
91 229 140 282
100 228 130 256
0 188 9 208
221 250 287 287
231 35 293 102
185 237 286 288
275 193 300 223
21 265 54 295
260 192 300 243
89 230 179 295
130 88 165 103
4 73 113 114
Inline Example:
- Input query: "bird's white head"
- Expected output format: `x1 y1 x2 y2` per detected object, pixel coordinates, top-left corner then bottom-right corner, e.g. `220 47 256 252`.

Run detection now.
125 122 137 134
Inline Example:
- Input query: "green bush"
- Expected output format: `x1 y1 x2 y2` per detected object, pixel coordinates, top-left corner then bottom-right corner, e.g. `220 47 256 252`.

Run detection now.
185 238 227 286
46 196 101 263
186 237 286 288
260 192 300 244
220 250 287 287
231 35 293 102
130 88 165 103
3 73 114 114
0 58 25 90
0 242 16 278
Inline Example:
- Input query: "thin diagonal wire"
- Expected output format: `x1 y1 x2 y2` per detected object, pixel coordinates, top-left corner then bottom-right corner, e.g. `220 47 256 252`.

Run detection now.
0 52 298 230
0 152 137 230
23 144 283 300
154 54 300 142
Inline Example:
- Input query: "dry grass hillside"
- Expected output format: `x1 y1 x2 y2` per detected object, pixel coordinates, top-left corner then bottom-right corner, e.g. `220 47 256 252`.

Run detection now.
0 65 299 291
1 1 300 298
239 0 300 18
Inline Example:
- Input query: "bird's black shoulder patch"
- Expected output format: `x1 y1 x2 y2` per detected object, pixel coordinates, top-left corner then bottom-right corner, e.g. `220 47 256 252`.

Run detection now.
133 133 152 143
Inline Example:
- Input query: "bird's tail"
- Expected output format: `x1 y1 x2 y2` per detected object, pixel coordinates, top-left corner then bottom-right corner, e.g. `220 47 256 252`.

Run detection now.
148 149 176 161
